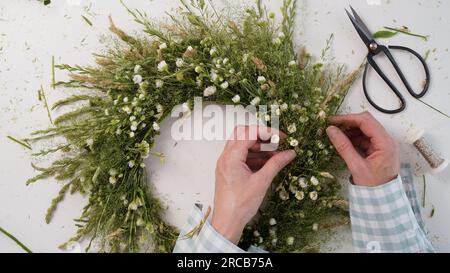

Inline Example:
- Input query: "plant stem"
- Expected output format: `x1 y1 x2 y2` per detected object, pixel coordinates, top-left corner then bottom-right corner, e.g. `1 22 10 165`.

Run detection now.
51 56 56 89
39 85 54 125
383 26 429 41
7 135 32 150
0 226 33 253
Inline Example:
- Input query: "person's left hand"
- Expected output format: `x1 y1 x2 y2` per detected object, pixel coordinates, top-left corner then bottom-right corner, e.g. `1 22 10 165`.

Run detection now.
211 125 296 244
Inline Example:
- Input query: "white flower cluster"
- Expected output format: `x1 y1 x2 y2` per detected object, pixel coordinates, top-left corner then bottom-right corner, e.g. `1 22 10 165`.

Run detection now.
278 175 322 202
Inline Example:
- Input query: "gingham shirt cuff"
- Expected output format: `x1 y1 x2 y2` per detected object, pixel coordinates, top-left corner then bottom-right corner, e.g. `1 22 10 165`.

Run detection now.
348 176 433 253
173 204 246 253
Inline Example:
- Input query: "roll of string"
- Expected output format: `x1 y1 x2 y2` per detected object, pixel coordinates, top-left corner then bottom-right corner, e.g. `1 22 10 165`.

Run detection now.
408 129 449 174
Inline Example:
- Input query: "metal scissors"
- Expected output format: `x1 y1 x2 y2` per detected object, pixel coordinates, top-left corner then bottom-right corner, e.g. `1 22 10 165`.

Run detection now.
346 6 430 114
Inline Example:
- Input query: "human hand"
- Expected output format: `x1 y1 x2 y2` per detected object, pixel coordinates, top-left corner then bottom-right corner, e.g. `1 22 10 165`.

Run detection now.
326 112 400 187
211 125 296 244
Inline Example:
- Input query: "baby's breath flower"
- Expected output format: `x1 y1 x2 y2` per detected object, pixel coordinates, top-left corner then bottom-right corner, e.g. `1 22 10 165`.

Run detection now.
309 191 318 201
295 190 305 200
310 176 319 186
194 66 203 74
139 93 146 100
298 177 307 188
269 218 277 226
134 65 141 74
155 79 164 88
130 121 138 131
210 71 219 82
203 86 217 97
122 106 132 115
286 236 294 245
152 122 160 131
231 95 240 103
220 81 229 90
133 75 142 84
270 134 280 144
157 60 168 72
250 97 261 106
223 58 229 65
209 47 217 56
129 132 135 138
279 189 289 201
176 58 184 68
253 230 260 237
128 160 135 168
287 123 297 133
257 76 266 84
156 104 164 113
280 103 288 111
115 128 122 135
288 60 297 66
86 138 94 146
109 176 117 185
123 97 129 103
318 110 326 119
130 116 136 121
290 139 299 147
159 42 167 50
312 223 319 232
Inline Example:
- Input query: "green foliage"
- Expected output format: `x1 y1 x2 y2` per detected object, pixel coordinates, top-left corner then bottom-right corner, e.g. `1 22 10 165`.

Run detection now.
28 0 358 252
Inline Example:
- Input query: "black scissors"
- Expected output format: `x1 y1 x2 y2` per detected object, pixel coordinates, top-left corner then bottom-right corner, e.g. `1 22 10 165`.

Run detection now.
346 6 430 114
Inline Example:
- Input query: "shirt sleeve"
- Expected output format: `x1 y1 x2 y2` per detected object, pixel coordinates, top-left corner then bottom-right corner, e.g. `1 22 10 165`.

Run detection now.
348 172 434 253
173 204 267 253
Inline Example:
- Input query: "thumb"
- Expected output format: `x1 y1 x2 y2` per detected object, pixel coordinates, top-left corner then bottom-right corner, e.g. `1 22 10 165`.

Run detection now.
326 126 364 172
257 150 296 183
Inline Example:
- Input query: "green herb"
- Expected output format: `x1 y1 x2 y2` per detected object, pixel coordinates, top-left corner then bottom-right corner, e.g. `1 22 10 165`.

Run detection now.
430 206 435 218
7 135 32 150
81 15 93 27
51 56 56 89
373 30 398 39
38 85 53 125
0 226 33 253
383 26 429 41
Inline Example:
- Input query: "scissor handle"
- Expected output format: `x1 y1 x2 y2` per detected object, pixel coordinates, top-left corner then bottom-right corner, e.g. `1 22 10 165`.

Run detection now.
363 45 431 114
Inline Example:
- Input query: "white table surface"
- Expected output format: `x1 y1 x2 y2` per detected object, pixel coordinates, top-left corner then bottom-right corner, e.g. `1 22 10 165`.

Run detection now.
0 0 449 253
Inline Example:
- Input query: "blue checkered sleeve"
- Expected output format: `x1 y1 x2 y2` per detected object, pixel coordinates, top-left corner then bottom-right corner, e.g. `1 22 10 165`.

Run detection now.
348 165 434 253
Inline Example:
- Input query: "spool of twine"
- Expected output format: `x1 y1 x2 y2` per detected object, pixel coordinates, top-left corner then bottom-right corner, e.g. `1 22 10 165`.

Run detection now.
408 129 449 174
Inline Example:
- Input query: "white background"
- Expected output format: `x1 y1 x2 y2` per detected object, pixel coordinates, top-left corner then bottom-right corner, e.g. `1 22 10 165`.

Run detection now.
0 0 449 252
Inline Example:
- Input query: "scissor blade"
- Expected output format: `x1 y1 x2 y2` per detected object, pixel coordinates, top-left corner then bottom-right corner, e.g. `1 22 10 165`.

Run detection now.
345 8 373 47
349 6 374 41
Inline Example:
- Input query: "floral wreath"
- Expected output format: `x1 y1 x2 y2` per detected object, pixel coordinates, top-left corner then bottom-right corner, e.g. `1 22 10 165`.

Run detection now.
26 0 359 252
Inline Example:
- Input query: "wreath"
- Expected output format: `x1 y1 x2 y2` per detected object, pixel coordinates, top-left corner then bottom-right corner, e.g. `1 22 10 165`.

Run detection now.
26 0 359 252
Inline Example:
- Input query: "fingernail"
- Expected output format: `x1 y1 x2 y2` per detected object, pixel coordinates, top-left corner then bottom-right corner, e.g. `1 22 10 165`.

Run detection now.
326 126 339 137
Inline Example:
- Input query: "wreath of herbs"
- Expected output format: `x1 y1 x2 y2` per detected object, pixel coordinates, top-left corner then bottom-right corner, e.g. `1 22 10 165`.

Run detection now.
26 0 360 252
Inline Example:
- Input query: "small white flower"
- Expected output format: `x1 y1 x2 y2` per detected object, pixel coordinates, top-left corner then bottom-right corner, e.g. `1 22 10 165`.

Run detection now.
278 32 286 39
203 86 217 97
130 121 138 131
269 218 277 226
134 65 141 74
287 124 297 134
209 47 217 56
250 97 261 106
152 122 160 131
109 168 118 176
298 177 308 188
129 131 135 138
129 116 136 121
310 176 319 186
104 109 110 116
139 93 146 100
128 160 135 168
228 68 236 74
140 162 146 168
220 81 229 90
288 60 297 66
295 191 305 200
194 66 203 73
243 53 250 62
223 58 229 65
264 114 271 122
309 191 318 201
210 71 219 82
122 106 132 115
286 236 295 246
156 104 164 113
270 134 280 144
123 97 129 103
257 76 266 84
86 138 94 146
155 79 164 88
290 139 299 147
318 110 327 119
280 103 288 111
231 95 240 103
159 42 167 50
279 189 289 201
273 37 282 45
187 46 194 51
109 176 117 185
157 60 168 72
312 223 319 231
133 75 143 84
115 128 122 135
253 230 260 237
136 218 145 227
176 58 184 68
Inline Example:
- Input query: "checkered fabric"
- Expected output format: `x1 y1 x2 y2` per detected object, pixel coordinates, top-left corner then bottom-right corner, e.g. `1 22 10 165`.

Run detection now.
174 166 434 253
349 164 434 253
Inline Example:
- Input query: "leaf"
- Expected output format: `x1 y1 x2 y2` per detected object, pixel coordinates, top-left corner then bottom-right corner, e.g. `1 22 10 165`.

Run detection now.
81 15 93 27
373 30 398 39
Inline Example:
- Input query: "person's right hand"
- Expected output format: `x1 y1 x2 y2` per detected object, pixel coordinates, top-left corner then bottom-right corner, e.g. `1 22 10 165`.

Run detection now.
326 112 400 187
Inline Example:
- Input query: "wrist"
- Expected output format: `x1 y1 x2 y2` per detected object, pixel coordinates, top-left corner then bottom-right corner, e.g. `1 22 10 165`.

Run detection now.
351 174 399 187
211 213 244 245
